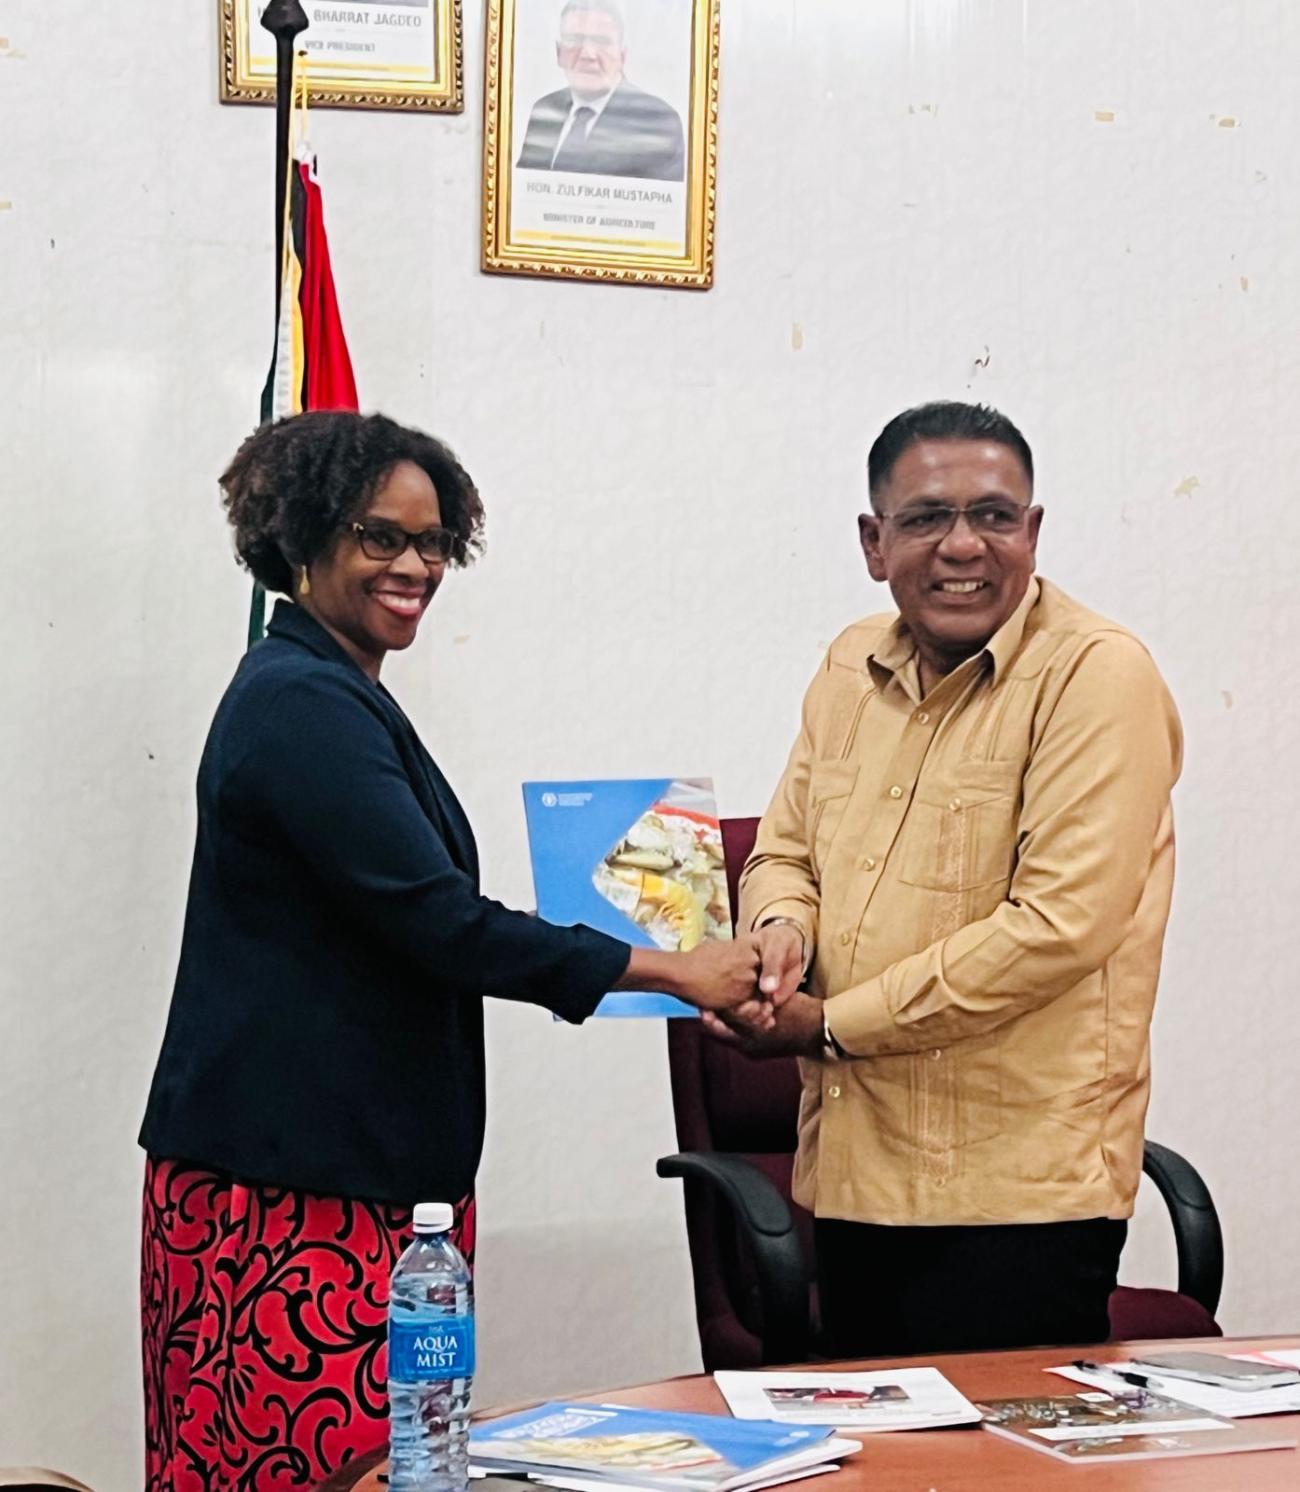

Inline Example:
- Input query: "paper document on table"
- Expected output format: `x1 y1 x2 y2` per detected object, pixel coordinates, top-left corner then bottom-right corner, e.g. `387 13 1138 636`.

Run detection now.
1050 1360 1300 1419
980 1390 1296 1463
714 1368 982 1432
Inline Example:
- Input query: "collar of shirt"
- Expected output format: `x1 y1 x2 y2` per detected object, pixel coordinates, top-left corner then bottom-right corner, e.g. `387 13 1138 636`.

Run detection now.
566 87 616 128
867 576 1042 695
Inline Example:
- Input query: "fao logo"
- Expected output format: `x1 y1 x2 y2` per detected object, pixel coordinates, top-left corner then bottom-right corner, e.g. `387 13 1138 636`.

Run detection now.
541 792 558 808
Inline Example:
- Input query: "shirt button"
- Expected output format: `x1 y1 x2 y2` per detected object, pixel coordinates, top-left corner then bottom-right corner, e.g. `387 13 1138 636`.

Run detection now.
934 1177 947 1188
930 1048 942 1061
860 857 876 871
916 711 930 725
948 797 962 811
828 1085 841 1099
838 931 851 946
889 785 903 799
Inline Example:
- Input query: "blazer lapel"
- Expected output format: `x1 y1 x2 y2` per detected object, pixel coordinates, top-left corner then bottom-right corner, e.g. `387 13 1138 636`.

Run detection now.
375 683 479 884
411 740 479 884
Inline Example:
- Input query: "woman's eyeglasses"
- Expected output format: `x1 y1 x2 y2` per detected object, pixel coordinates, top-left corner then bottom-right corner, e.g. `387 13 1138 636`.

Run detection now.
350 521 454 565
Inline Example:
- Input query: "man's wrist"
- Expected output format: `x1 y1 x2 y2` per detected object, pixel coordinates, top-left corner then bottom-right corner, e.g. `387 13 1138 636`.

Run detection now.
822 1008 849 1060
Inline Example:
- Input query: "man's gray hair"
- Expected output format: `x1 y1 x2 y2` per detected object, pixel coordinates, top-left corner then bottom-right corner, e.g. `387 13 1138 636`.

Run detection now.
559 0 625 43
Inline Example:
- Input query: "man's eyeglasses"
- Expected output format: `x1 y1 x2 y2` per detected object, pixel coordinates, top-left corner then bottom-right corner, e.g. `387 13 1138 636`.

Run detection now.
558 30 621 51
350 520 454 565
880 500 1037 544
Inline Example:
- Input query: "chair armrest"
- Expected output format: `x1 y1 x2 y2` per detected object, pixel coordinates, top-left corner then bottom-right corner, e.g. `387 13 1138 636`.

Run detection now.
657 1152 811 1365
1142 1140 1224 1316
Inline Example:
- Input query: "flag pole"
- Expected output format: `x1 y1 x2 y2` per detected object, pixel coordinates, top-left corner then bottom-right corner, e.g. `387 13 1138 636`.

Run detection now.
248 0 309 649
263 0 309 323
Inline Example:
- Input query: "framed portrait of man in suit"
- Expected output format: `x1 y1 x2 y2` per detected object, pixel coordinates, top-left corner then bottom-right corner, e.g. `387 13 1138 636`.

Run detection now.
483 0 720 288
220 0 462 112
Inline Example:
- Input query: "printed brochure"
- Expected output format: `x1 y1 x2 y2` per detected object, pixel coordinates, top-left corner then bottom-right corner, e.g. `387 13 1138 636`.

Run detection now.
523 778 733 1017
978 1390 1296 1463
714 1368 981 1431
469 1401 852 1492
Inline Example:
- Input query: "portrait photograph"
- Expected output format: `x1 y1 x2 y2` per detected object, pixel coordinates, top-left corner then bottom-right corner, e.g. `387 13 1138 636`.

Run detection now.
483 0 720 288
220 0 463 112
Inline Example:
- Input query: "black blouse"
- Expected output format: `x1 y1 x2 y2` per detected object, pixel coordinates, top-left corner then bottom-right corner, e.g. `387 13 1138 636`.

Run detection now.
139 601 629 1203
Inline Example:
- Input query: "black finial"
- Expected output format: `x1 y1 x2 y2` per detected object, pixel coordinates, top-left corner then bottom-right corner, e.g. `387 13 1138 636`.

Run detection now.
261 0 310 43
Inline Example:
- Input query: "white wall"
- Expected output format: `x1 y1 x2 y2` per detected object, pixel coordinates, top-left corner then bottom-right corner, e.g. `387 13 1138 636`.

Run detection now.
2 1 1298 1486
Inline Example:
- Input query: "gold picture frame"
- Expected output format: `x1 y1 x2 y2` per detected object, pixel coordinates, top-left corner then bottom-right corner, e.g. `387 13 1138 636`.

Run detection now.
220 0 463 113
482 0 720 288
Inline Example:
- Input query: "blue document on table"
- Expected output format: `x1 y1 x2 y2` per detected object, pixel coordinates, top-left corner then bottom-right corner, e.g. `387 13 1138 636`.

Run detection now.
470 1400 834 1491
522 778 734 1018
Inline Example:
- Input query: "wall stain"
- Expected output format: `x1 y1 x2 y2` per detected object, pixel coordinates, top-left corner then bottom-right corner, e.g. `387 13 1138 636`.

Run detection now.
792 323 804 352
1222 691 1234 711
1094 110 1116 124
1240 276 1249 292
1214 115 1238 128
1173 476 1201 499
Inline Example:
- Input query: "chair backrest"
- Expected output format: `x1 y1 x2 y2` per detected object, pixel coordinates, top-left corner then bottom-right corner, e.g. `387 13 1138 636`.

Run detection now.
672 816 802 1156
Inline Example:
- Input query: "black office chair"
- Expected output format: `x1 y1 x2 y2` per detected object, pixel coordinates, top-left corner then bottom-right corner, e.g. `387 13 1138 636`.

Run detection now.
657 816 1225 1369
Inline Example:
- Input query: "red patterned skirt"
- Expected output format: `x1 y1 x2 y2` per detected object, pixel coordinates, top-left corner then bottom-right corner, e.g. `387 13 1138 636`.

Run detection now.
141 1156 476 1492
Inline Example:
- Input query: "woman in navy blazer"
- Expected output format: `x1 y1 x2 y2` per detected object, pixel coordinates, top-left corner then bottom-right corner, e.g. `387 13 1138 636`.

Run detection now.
138 412 770 1492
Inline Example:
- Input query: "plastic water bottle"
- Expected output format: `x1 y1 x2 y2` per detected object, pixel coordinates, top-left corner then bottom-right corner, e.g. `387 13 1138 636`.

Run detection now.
388 1202 475 1492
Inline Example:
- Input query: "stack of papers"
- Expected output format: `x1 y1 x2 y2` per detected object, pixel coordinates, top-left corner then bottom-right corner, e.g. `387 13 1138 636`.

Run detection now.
1051 1350 1300 1419
469 1402 859 1492
979 1390 1297 1464
714 1368 982 1432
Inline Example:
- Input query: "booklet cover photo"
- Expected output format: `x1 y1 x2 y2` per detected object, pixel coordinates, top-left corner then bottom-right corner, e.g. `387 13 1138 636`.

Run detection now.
522 778 733 1018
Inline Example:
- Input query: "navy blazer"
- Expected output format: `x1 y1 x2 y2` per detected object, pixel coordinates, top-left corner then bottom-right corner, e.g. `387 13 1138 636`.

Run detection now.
139 602 629 1204
516 80 686 182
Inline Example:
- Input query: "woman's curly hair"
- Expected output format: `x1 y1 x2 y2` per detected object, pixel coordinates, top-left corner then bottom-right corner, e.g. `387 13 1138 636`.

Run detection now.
220 411 485 595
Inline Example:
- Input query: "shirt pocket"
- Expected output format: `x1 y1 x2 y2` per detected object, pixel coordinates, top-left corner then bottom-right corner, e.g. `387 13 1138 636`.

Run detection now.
898 760 1022 892
807 760 860 877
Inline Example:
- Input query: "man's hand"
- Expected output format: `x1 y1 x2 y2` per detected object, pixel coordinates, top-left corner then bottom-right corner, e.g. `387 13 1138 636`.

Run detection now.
701 989 825 1059
755 922 806 1007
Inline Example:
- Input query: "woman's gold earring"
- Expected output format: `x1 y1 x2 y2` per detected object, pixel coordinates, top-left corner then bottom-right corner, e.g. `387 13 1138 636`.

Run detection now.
298 569 311 598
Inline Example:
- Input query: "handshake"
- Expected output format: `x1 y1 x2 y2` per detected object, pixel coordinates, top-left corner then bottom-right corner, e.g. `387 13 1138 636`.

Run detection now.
619 923 821 1057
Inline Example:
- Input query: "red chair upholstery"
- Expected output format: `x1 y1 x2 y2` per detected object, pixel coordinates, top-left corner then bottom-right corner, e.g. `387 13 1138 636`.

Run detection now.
659 816 1224 1368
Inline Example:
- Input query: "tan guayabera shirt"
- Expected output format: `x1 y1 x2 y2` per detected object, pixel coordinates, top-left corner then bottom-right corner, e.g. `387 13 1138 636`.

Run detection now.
739 579 1182 1226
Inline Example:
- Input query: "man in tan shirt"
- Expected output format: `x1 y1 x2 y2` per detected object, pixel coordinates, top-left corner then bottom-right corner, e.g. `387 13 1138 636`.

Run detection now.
714 400 1182 1356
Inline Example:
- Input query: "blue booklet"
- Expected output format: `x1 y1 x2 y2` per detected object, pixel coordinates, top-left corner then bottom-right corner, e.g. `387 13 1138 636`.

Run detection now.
470 1400 834 1491
522 778 734 1019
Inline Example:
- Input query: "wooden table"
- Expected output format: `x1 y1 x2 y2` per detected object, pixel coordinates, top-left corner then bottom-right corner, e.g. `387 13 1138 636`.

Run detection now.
317 1335 1300 1491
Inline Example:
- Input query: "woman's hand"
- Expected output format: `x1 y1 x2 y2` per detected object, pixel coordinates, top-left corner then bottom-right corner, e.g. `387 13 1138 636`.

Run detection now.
674 935 766 1015
619 937 775 1031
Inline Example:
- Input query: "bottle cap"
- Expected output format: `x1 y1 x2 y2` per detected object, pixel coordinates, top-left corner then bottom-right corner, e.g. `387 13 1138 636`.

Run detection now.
412 1202 454 1234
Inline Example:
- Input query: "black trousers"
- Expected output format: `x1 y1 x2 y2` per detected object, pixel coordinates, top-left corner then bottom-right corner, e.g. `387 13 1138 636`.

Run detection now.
814 1216 1127 1359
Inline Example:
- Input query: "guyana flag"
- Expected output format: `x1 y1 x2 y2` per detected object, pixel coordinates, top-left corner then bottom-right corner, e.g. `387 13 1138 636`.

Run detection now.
248 65 358 645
